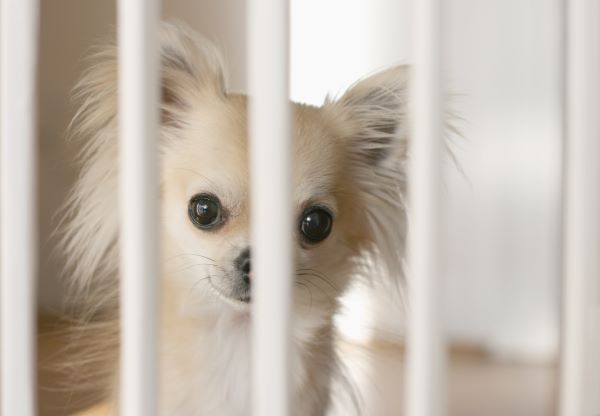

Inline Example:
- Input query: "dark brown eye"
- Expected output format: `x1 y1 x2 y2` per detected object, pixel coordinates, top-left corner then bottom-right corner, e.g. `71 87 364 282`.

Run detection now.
300 207 333 243
188 194 222 230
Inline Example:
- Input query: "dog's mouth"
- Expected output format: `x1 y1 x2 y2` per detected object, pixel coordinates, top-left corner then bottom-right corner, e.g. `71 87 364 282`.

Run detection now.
236 293 251 303
207 275 251 306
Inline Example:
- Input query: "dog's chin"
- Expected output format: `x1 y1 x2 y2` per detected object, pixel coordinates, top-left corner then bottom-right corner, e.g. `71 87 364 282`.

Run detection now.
207 277 251 310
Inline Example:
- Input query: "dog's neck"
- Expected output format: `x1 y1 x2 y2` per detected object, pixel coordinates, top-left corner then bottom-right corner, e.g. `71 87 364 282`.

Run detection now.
158 287 336 415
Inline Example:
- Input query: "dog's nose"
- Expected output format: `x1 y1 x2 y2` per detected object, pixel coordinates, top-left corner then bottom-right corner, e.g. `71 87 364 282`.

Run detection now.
234 248 251 285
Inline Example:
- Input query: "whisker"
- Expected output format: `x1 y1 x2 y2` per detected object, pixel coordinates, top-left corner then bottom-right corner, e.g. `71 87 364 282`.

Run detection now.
170 263 225 274
168 167 220 190
165 253 218 264
295 282 313 309
297 278 336 302
296 268 339 292
188 276 212 294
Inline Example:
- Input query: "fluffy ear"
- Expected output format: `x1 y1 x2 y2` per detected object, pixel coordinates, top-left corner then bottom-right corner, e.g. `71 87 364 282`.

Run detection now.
324 66 409 288
159 22 226 124
70 21 226 133
325 66 409 165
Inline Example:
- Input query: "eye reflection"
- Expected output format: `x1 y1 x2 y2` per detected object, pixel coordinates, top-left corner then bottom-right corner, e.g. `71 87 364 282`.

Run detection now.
300 207 333 243
188 193 222 230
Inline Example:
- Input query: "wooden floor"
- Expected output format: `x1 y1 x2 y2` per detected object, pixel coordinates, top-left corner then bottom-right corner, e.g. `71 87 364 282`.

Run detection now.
330 342 557 416
38 319 557 416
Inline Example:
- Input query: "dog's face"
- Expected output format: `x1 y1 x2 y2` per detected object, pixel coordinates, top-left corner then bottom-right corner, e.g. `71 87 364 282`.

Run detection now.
162 96 361 317
153 26 408 320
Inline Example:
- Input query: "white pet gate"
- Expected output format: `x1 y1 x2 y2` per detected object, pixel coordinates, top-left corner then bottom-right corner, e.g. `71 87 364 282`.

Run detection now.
1 0 599 415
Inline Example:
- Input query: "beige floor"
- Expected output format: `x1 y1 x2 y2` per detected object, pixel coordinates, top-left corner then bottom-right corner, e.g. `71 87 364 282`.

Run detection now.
331 342 557 416
38 320 557 416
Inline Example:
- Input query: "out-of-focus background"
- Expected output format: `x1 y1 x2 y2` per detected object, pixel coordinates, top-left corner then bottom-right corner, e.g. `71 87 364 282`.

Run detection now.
33 0 570 414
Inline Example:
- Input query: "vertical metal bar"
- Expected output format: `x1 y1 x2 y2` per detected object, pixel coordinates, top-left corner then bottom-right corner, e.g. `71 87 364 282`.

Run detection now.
560 0 599 415
0 1 39 415
117 0 160 415
248 0 293 415
405 0 445 416
0 0 39 414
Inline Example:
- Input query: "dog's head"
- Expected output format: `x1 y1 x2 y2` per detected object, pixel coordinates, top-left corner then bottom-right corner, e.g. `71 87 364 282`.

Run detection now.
158 25 408 322
65 23 407 325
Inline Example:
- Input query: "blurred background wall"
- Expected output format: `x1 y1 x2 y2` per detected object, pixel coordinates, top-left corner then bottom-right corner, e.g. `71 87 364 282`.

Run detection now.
36 0 562 361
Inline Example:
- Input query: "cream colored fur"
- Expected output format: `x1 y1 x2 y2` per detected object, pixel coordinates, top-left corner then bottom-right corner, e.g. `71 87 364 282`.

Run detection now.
60 22 408 416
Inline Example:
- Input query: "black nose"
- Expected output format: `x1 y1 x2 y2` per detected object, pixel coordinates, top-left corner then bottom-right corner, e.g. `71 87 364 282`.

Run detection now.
234 248 251 285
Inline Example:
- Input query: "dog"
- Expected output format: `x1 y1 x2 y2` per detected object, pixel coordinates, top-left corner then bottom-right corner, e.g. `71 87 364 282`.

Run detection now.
60 22 407 415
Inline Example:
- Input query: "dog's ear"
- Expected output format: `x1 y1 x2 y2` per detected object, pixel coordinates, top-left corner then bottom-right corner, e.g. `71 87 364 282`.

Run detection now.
325 66 408 165
323 67 409 288
70 22 226 131
159 22 226 125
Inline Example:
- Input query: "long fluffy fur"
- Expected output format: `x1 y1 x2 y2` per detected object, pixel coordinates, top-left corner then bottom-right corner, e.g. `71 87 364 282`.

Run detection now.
58 21 409 415
60 23 226 312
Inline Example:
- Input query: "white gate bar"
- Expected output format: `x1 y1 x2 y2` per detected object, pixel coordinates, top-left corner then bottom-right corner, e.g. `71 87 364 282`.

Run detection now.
117 0 160 415
405 0 446 416
248 0 293 415
560 0 600 415
1 1 39 415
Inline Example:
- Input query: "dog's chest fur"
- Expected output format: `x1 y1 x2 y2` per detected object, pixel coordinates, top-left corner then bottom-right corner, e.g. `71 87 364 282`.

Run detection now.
159 308 335 415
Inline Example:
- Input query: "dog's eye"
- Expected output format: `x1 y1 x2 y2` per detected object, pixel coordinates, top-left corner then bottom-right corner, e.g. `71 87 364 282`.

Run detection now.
188 194 222 230
300 207 333 243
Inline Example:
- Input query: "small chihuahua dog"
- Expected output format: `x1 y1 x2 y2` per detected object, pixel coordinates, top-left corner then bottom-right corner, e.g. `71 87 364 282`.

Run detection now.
61 22 407 415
